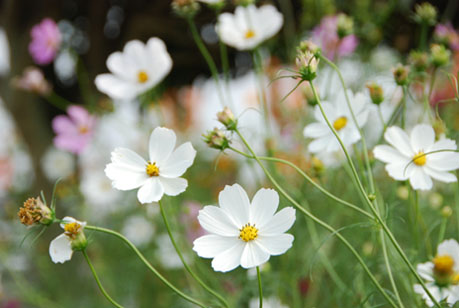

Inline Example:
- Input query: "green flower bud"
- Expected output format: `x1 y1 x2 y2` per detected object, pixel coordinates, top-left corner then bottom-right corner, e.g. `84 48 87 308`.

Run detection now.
430 44 450 67
414 2 437 25
337 13 354 38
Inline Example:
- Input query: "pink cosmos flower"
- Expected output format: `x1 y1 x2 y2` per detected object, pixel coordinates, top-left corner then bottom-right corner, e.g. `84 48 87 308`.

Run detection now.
52 105 95 155
311 15 358 60
434 23 459 51
12 66 51 96
29 18 61 65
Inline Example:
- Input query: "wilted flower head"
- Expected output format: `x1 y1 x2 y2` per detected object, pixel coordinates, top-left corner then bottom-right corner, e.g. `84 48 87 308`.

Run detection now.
434 23 459 51
29 18 61 65
392 64 410 86
414 2 437 25
366 82 384 105
430 43 450 67
52 105 95 155
12 66 52 96
203 128 230 150
49 217 87 263
172 0 200 18
18 197 53 226
217 107 237 130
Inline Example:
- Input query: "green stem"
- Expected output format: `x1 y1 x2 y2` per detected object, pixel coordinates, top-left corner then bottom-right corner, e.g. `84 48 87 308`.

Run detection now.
419 23 428 51
45 91 72 111
82 250 124 308
308 81 441 307
380 232 405 308
234 129 398 308
84 225 209 308
229 146 374 220
437 216 447 247
256 266 263 308
158 200 229 308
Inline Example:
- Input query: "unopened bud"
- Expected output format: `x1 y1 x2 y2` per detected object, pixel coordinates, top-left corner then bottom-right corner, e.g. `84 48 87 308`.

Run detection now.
203 128 230 150
366 82 384 105
392 64 410 86
368 193 376 201
441 206 453 218
172 0 200 18
430 44 450 67
18 197 53 226
414 2 437 26
337 13 354 38
396 185 409 200
408 51 429 71
217 107 237 130
296 41 320 81
311 156 324 174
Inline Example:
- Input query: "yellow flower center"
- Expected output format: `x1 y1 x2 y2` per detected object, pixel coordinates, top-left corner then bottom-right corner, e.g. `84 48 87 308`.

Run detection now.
146 162 159 177
245 29 256 39
333 116 347 131
138 71 149 83
239 223 258 242
64 222 82 239
433 255 455 275
78 125 89 134
413 151 427 166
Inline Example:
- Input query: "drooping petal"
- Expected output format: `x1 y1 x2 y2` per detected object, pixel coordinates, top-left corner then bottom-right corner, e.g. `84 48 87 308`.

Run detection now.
137 177 164 204
193 234 240 258
148 127 176 166
424 167 457 183
240 242 270 269
159 177 188 196
250 188 279 229
256 234 294 255
409 167 433 190
211 241 246 272
197 206 240 237
159 142 196 178
49 233 73 264
218 184 250 227
384 126 414 157
259 207 295 236
410 124 435 152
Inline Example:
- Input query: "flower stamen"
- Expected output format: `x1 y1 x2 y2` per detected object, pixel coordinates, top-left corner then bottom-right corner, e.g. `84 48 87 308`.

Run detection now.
333 116 348 131
138 71 149 83
239 223 258 242
64 222 82 240
413 151 427 166
146 162 160 177
245 29 256 39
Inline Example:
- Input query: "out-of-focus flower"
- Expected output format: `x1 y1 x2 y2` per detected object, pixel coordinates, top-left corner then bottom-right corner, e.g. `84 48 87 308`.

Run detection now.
373 124 459 190
41 146 75 181
49 217 87 264
434 23 459 51
105 127 196 204
217 107 237 130
296 41 320 81
336 13 354 38
180 201 206 243
122 215 155 247
311 15 358 60
193 184 295 272
54 49 77 85
430 44 450 67
409 51 429 71
197 0 224 9
29 18 61 65
12 66 51 96
216 4 283 51
52 105 95 155
249 297 289 308
392 64 410 86
414 239 459 307
366 82 384 105
172 0 200 17
414 2 437 26
17 197 53 226
303 89 369 153
0 27 10 76
95 38 172 100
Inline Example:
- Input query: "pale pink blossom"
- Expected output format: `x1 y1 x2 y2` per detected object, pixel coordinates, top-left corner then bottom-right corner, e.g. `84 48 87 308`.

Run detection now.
12 66 51 96
29 18 61 65
434 23 459 51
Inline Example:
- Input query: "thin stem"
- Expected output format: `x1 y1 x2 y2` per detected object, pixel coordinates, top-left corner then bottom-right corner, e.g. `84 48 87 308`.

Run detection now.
234 129 398 308
380 232 405 308
158 200 229 308
308 81 441 307
45 91 72 111
84 225 209 308
82 250 124 308
229 146 374 220
437 216 447 247
256 266 263 308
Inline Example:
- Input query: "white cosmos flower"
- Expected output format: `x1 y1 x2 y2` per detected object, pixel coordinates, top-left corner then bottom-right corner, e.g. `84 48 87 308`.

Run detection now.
95 37 172 100
303 89 370 153
373 124 459 190
193 184 295 272
105 127 196 204
413 239 459 307
216 5 283 51
49 217 86 264
0 28 10 76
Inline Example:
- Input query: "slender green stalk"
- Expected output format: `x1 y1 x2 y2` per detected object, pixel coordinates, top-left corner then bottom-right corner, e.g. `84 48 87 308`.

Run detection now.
425 67 437 123
187 17 225 107
229 146 374 220
437 216 448 247
380 232 405 308
308 81 441 307
45 91 72 111
158 200 229 308
84 225 209 308
234 129 398 307
256 266 263 308
419 23 428 51
82 250 124 308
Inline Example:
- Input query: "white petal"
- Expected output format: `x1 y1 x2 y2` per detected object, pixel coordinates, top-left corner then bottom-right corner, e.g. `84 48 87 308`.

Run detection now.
159 177 188 196
427 138 457 152
410 124 435 152
256 234 294 255
303 123 329 138
218 184 250 227
105 163 148 190
123 40 148 68
308 136 330 153
49 234 73 264
250 188 279 229
106 51 136 80
424 167 457 183
145 37 173 87
427 152 459 171
60 217 86 229
385 162 411 181
437 239 459 271
240 242 270 269
109 147 147 172
193 234 240 258
373 144 408 163
149 127 176 165
409 167 433 190
259 207 295 236
417 262 434 282
384 126 414 157
197 206 240 236
95 74 139 100
211 241 245 272
159 142 196 178
137 177 164 204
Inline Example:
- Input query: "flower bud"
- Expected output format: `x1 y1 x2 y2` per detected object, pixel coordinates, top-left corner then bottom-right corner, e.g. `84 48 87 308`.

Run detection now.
392 64 410 86
311 156 324 174
217 107 237 130
366 82 384 105
12 67 52 96
172 0 200 18
296 41 320 81
430 44 450 67
337 13 354 38
203 128 230 150
441 206 453 218
63 221 88 251
408 51 429 71
414 2 437 26
18 197 53 226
